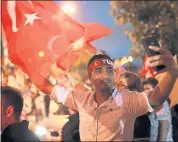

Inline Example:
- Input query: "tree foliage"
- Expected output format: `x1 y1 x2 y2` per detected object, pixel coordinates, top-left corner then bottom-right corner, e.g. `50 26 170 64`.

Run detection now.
69 49 95 82
110 1 178 60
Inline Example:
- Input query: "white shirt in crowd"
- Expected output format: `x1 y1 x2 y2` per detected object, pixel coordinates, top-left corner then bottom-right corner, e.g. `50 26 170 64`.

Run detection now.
148 101 173 141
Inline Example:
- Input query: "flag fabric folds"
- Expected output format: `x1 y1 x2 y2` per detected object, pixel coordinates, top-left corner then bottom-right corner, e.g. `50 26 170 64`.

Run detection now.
2 0 111 85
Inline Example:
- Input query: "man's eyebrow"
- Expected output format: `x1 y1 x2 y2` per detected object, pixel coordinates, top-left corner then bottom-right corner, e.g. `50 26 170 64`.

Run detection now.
107 66 114 69
95 67 102 70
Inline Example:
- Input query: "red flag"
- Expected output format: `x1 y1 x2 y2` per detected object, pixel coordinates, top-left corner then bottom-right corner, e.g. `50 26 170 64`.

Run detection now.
2 0 85 84
56 23 111 70
140 54 155 78
2 1 111 85
56 43 96 70
81 23 111 42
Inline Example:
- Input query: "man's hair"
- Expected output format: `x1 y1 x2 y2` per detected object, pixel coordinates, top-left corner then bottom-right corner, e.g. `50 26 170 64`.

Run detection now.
87 54 113 68
1 86 23 120
120 71 141 92
143 77 158 88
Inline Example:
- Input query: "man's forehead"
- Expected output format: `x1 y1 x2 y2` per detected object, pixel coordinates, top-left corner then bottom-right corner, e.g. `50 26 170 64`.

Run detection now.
88 58 114 76
92 58 113 65
95 64 114 70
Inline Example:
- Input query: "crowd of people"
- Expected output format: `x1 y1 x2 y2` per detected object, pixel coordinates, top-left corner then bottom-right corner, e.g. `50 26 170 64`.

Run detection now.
1 41 178 141
1 61 71 122
2 0 178 141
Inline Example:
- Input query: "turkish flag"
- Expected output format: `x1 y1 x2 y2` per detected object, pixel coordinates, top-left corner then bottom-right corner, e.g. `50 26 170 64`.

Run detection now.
140 54 155 78
81 23 111 42
56 23 111 70
2 0 111 85
56 43 96 70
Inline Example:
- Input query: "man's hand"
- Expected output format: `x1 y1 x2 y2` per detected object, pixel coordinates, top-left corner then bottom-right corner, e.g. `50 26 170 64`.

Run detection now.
50 86 58 102
146 41 178 107
147 46 178 77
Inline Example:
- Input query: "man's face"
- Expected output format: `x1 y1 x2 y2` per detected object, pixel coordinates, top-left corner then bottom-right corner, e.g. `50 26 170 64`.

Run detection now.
143 84 154 90
89 64 115 92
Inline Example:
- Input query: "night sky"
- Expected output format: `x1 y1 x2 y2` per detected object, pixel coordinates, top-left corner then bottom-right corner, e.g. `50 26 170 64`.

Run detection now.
57 1 141 66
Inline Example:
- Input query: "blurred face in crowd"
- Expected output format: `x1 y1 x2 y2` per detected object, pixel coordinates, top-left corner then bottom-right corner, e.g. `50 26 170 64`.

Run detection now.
117 74 129 88
117 72 141 92
143 83 154 91
89 59 115 93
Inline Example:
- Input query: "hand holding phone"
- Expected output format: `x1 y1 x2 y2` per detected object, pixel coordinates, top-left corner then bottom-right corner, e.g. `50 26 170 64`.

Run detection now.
142 35 166 71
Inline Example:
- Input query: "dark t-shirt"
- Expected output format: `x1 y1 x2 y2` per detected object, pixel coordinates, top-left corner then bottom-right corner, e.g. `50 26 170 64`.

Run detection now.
1 120 40 142
134 114 151 139
62 112 80 142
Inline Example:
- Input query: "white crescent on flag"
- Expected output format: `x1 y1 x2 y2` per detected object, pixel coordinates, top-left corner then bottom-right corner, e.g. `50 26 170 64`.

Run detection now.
47 35 61 59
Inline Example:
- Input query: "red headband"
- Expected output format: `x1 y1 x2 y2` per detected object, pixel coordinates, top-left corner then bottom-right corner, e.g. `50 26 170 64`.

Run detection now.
88 59 114 76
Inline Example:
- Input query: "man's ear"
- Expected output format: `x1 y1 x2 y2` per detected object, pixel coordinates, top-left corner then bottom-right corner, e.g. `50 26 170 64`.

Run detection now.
5 106 14 118
114 71 116 78
88 75 93 83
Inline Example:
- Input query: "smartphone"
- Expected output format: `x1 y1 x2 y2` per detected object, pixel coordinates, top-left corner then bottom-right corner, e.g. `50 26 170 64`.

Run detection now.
142 35 165 71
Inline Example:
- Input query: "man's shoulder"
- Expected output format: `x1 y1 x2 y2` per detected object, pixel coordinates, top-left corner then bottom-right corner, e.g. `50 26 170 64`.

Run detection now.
27 129 40 141
73 89 93 97
1 122 40 142
118 89 152 104
119 89 138 97
1 124 12 139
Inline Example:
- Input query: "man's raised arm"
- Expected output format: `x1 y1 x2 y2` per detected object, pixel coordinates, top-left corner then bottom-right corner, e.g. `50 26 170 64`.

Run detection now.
32 75 80 110
146 45 178 108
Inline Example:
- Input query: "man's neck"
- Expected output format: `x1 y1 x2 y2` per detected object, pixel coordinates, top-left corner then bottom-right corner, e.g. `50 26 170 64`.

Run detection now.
3 119 19 131
95 89 113 106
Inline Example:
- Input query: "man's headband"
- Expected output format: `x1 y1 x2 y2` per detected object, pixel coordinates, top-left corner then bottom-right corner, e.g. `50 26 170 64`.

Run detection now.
88 59 114 77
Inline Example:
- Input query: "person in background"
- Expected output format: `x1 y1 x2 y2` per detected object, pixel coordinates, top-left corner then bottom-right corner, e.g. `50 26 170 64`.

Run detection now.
34 91 44 122
116 71 150 141
61 109 80 142
143 78 173 141
116 71 142 92
171 104 178 142
44 95 50 118
1 86 40 142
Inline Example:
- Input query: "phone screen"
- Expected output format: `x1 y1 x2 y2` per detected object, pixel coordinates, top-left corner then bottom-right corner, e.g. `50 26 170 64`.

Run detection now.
142 36 160 56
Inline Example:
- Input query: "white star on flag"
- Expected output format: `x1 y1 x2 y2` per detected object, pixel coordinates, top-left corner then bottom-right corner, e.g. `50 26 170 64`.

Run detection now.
24 12 42 26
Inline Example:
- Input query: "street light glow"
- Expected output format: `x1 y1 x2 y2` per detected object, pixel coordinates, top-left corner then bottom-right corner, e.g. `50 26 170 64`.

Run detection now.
128 56 133 62
62 4 75 16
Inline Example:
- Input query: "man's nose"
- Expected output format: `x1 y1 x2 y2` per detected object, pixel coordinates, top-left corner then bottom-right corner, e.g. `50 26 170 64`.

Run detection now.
101 71 108 78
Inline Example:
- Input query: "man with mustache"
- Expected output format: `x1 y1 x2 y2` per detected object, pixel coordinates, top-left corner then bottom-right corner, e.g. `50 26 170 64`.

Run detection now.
34 45 178 141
